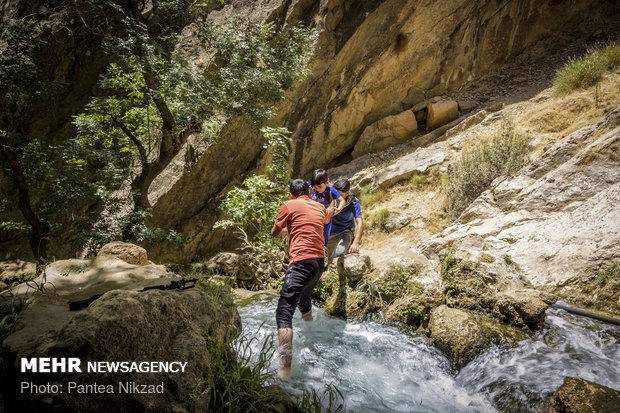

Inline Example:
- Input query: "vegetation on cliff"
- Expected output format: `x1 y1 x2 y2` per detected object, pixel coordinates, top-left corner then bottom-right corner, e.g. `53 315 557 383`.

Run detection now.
0 0 315 262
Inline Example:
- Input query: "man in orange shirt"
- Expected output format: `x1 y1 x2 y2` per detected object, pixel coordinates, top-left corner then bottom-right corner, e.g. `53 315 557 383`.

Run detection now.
271 179 331 381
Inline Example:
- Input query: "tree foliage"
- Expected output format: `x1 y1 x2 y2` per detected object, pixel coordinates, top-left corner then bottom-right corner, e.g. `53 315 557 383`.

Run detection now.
75 8 315 212
214 127 291 281
1 0 315 259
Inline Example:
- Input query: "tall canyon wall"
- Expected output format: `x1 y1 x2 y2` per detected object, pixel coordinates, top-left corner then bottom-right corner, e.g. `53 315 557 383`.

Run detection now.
148 0 620 262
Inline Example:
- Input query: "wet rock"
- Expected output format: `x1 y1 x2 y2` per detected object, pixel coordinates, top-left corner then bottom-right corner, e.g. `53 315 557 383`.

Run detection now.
550 376 620 413
97 241 149 266
3 286 240 413
493 289 552 327
205 252 254 281
383 212 412 232
337 254 371 283
429 305 525 369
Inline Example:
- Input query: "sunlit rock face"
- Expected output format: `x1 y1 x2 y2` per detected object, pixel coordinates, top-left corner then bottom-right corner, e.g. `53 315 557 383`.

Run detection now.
148 0 619 262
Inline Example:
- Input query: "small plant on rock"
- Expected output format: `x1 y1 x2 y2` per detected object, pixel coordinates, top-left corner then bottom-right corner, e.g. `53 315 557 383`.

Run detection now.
554 42 620 95
445 120 529 216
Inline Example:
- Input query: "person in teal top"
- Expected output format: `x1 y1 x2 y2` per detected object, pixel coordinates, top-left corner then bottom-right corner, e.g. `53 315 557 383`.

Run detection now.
310 169 346 246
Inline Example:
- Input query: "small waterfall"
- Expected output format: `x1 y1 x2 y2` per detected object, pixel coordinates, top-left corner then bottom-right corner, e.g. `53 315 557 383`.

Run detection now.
237 293 620 412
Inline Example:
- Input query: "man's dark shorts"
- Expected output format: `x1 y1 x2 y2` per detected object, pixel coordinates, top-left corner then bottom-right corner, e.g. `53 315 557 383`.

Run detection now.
275 257 324 329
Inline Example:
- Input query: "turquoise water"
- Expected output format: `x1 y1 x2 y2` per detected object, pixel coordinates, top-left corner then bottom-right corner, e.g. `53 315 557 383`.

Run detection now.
237 293 620 412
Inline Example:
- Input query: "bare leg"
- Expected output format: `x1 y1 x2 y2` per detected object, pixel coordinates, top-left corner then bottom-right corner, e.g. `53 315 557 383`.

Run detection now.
277 327 293 381
301 309 313 321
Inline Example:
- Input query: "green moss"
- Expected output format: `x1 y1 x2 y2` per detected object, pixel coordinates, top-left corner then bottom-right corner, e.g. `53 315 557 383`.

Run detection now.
479 253 495 263
440 248 497 311
198 279 235 308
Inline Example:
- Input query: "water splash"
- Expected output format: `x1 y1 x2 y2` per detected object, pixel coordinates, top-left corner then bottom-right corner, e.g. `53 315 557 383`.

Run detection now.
237 294 619 412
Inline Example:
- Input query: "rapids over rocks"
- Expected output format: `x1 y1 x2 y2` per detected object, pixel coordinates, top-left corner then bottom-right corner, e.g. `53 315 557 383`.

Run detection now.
237 293 620 412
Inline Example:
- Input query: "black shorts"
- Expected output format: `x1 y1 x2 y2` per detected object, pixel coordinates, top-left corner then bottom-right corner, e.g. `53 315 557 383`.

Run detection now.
275 257 324 329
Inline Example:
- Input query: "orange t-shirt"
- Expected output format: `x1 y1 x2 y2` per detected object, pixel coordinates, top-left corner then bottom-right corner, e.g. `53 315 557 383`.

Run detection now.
275 195 327 262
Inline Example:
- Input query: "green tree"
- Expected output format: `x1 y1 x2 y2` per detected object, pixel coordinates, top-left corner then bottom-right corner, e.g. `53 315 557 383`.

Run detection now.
1 1 315 259
214 127 291 279
74 2 315 225
0 15 126 263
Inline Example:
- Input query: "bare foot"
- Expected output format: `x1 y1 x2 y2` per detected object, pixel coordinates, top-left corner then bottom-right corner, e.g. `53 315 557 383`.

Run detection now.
277 367 291 381
301 310 313 321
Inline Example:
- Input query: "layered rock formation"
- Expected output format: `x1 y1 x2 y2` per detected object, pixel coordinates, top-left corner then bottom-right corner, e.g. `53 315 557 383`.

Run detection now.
149 0 620 262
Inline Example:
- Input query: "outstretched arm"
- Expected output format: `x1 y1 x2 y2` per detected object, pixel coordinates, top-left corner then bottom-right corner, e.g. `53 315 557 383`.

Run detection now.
348 216 364 254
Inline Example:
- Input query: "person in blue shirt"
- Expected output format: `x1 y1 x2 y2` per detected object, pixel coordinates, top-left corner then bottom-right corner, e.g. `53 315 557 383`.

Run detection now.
310 169 346 246
326 178 364 267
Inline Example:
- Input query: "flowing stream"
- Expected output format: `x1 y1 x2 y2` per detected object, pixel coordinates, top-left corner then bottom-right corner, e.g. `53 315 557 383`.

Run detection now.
236 292 620 412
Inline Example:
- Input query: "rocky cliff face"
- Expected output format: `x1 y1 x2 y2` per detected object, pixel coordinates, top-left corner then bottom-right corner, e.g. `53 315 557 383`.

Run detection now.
149 0 620 262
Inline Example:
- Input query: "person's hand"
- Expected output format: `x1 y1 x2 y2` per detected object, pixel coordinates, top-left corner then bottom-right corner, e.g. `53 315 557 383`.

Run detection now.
348 242 359 254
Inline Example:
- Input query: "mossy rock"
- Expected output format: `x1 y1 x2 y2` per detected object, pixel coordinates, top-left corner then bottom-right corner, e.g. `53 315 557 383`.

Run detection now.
386 289 444 329
440 252 498 312
429 305 526 369
550 376 620 412
493 289 553 327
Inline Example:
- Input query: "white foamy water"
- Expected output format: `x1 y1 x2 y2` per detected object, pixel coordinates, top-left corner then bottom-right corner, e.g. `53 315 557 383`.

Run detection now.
237 294 620 412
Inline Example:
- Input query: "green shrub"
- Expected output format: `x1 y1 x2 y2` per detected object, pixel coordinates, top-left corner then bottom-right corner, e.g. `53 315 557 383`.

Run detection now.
214 127 291 285
445 121 529 216
357 184 384 207
374 208 390 229
554 43 620 95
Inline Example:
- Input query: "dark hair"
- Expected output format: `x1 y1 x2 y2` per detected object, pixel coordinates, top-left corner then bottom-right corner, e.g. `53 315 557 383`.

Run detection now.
289 179 309 197
311 169 328 186
332 178 350 193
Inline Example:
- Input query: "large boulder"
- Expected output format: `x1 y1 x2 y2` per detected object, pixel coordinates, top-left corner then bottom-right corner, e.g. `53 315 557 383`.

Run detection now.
493 289 553 327
426 100 459 130
352 110 418 158
550 377 620 413
96 241 149 266
428 305 525 369
3 285 240 412
372 144 447 189
205 252 254 281
383 212 412 232
2 255 174 306
337 254 372 283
